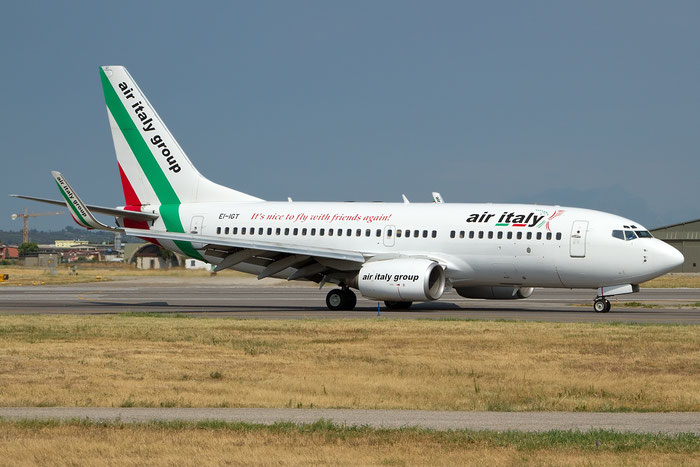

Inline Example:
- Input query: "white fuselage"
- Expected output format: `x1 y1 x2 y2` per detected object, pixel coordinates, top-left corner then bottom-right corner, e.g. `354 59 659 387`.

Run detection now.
146 201 682 290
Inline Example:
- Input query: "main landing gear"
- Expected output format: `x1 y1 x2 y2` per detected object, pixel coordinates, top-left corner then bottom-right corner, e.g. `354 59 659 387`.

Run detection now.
593 297 611 313
326 288 357 311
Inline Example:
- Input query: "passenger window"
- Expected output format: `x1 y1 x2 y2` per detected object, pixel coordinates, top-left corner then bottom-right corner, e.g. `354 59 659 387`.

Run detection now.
459 231 465 239
450 230 455 239
233 227 238 235
507 232 512 240
224 227 229 235
387 229 393 237
275 228 280 235
488 231 493 239
423 230 428 238
556 233 562 240
497 231 503 239
612 230 624 240
320 228 325 236
284 228 289 235
414 230 420 237
258 228 263 235
329 229 333 236
397 229 403 238
469 231 474 239
366 229 371 237
431 230 437 238
349 229 353 236
536 232 542 240
293 228 298 235
242 227 247 235
337 229 342 236
478 231 483 239
216 227 222 234
625 230 636 240
526 232 532 240
302 228 307 236
356 229 362 237
516 232 522 240
267 228 272 235
546 232 552 240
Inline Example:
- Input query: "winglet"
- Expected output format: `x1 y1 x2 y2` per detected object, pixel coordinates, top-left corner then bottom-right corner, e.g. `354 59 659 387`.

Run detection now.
52 171 118 231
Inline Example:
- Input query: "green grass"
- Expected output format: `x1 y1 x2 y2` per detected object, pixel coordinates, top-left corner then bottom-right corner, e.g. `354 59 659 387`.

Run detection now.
2 418 697 453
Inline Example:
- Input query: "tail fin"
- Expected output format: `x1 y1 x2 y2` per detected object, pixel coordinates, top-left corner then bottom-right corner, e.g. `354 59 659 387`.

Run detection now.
99 66 261 206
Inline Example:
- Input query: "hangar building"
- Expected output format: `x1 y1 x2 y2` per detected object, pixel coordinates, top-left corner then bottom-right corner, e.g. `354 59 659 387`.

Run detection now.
651 219 700 273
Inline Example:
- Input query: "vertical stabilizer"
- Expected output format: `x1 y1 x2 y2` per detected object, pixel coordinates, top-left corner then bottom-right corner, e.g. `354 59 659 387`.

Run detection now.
100 66 261 206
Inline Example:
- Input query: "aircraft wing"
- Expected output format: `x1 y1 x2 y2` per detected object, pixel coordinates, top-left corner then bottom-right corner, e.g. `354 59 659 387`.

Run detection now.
123 227 366 280
10 194 158 223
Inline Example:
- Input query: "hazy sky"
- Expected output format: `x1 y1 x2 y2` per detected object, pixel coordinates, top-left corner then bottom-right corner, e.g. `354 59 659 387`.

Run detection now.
1 1 698 232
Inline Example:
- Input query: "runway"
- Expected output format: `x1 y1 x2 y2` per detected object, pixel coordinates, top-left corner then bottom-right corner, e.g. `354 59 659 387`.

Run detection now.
1 277 699 323
0 408 698 434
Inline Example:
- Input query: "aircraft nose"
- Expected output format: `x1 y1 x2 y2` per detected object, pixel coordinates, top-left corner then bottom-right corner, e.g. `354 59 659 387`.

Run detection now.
655 241 684 273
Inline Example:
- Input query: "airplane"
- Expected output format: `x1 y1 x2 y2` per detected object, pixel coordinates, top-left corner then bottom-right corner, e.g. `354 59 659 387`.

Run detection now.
12 66 684 313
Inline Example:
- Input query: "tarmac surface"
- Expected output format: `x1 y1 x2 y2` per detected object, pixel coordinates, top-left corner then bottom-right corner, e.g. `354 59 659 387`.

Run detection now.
1 277 699 323
0 408 698 434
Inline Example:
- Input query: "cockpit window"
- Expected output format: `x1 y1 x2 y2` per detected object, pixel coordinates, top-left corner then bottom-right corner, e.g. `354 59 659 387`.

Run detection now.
612 230 624 240
635 230 653 238
624 230 637 240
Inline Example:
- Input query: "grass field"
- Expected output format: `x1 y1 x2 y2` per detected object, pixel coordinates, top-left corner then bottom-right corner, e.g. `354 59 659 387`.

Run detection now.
0 419 697 466
0 263 254 286
0 316 698 412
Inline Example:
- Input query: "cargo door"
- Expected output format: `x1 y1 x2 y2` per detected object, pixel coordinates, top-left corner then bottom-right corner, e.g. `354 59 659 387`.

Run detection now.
569 220 588 257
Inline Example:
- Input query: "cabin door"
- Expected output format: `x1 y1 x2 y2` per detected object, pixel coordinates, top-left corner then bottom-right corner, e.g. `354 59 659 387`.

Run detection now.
569 220 588 258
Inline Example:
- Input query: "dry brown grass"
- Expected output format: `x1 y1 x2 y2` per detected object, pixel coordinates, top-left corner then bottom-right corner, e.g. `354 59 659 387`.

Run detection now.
642 273 700 288
0 264 252 286
0 316 698 412
0 421 696 466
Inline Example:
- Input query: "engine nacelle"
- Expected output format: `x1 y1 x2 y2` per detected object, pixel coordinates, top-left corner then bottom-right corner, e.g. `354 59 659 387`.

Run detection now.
358 258 446 302
455 286 534 300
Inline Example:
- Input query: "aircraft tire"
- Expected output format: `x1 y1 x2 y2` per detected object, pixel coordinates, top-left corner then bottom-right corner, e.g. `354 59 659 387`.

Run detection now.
384 300 413 310
342 289 357 311
326 289 345 311
593 298 609 313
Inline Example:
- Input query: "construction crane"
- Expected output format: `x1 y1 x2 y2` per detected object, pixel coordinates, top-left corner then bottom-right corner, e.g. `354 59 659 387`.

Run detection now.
11 208 64 244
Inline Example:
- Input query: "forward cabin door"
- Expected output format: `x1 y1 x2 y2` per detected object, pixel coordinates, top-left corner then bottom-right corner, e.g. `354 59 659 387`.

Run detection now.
569 220 588 258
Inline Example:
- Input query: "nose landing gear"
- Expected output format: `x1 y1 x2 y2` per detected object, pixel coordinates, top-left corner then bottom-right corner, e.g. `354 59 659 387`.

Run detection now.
326 288 357 311
593 297 611 313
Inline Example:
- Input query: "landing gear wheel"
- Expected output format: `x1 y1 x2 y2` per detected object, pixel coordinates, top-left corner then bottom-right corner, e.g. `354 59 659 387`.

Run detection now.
384 301 413 310
326 289 357 311
593 298 611 313
342 289 357 310
326 289 344 311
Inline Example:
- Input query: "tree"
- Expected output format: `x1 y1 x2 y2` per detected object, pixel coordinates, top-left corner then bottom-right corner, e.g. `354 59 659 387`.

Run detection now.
18 242 39 257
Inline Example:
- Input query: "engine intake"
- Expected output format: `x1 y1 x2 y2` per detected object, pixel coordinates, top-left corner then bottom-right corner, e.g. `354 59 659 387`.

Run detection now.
358 258 445 302
456 286 534 300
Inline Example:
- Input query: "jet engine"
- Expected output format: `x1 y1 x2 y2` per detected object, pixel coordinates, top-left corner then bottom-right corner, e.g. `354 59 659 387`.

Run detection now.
455 286 534 300
357 258 446 302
